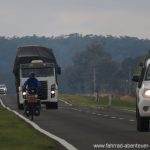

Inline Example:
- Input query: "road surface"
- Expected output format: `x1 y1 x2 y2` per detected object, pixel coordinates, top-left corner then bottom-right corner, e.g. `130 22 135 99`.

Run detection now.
1 94 150 150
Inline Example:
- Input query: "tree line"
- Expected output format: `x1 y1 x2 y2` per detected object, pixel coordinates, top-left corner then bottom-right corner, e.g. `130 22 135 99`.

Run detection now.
0 34 149 93
59 42 145 95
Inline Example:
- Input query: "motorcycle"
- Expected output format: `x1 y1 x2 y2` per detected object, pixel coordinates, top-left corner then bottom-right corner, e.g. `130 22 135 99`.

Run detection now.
23 88 41 121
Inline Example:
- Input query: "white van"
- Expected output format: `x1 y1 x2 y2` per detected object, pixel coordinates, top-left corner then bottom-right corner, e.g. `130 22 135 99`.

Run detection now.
132 59 150 132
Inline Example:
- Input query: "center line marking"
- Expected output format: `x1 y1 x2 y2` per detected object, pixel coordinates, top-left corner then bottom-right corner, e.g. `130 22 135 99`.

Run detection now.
92 113 96 115
97 114 102 115
129 119 135 122
111 117 116 119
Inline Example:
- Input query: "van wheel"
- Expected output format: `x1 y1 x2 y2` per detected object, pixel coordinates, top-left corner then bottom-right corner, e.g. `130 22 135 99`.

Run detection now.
137 109 149 132
46 102 58 109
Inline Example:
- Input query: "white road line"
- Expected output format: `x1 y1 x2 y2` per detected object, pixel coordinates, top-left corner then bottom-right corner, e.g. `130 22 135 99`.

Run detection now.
120 108 136 113
92 112 96 115
97 114 102 116
111 116 116 119
78 109 82 112
60 100 132 123
0 99 78 150
71 108 79 111
59 99 72 106
71 108 81 112
129 119 135 122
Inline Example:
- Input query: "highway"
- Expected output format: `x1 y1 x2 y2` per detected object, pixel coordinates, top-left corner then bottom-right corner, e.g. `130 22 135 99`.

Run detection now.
1 94 150 150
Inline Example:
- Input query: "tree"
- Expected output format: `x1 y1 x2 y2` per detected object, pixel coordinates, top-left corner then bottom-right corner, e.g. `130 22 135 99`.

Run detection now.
61 42 119 94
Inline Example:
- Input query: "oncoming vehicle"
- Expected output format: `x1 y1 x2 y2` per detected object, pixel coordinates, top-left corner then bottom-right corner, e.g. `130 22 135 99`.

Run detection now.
132 59 150 132
0 84 7 95
13 46 61 110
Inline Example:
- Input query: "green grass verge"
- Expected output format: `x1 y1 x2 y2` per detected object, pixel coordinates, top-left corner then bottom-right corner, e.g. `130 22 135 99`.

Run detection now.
60 94 136 110
0 105 59 150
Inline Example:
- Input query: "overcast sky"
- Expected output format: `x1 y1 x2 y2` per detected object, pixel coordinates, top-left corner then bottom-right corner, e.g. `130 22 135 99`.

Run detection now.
0 0 150 39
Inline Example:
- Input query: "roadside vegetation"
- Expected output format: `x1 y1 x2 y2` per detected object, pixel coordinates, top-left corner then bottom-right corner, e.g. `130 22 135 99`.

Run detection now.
0 105 62 150
60 94 135 110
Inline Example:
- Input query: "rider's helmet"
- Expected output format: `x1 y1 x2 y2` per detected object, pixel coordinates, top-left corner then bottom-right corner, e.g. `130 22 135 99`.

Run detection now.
29 72 36 78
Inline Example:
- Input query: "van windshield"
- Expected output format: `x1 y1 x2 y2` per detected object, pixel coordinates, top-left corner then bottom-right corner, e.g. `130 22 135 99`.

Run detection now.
22 67 54 77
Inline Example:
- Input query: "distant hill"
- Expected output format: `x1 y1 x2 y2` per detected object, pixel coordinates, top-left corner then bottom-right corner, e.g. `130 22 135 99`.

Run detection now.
0 34 150 92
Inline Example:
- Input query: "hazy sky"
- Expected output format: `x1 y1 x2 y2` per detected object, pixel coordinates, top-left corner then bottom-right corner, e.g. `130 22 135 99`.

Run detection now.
0 0 150 39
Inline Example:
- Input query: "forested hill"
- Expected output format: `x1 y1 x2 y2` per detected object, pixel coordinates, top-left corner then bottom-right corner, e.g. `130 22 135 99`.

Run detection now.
0 34 150 69
0 34 150 92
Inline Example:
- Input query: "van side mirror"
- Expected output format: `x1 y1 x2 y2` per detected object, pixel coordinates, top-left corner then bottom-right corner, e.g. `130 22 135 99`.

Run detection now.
57 67 61 75
132 75 140 82
139 62 143 67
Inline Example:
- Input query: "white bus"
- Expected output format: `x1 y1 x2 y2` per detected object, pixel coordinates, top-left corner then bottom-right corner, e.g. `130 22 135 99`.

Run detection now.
13 46 61 110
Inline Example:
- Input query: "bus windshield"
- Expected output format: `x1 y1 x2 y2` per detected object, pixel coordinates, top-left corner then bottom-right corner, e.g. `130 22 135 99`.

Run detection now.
22 67 54 77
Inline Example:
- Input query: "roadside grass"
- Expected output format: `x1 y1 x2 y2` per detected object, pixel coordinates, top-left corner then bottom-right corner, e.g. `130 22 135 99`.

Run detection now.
0 105 60 150
60 94 136 110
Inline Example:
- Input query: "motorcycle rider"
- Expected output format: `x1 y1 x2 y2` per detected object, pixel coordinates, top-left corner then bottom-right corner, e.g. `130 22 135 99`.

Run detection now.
23 72 41 92
23 72 41 117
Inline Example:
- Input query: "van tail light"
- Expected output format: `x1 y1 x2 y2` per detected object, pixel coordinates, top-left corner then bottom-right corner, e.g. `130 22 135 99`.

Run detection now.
51 84 55 98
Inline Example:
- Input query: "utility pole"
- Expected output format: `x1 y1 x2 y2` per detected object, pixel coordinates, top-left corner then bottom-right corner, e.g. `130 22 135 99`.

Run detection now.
93 67 96 95
128 67 132 95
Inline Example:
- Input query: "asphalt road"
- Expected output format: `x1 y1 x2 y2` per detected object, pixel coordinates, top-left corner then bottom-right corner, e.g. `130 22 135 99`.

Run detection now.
1 94 150 150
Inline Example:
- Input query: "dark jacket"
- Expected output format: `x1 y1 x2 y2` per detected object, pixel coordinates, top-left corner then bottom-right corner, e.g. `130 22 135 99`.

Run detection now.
23 78 41 91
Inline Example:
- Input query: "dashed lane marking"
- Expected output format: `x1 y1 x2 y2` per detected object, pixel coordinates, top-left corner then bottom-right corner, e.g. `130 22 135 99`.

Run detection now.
104 115 109 117
71 108 79 111
97 114 102 116
129 119 135 122
111 116 116 119
60 102 135 123
118 118 124 120
92 112 97 115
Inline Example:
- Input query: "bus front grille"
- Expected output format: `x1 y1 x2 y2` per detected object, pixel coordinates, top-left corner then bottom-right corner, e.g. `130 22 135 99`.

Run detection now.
38 81 48 100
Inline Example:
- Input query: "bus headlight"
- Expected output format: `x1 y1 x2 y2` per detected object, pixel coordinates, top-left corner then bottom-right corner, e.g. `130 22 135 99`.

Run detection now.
22 92 27 96
51 91 55 94
143 89 150 98
51 84 56 98
22 91 27 99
